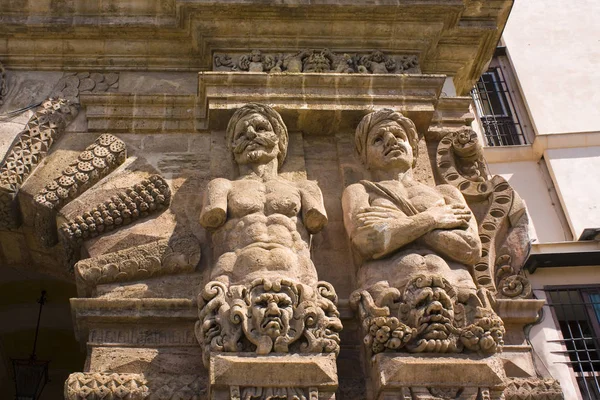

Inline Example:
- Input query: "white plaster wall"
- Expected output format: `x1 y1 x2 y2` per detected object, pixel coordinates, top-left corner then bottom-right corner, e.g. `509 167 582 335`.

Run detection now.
526 266 600 400
503 0 600 136
488 161 567 243
545 146 600 239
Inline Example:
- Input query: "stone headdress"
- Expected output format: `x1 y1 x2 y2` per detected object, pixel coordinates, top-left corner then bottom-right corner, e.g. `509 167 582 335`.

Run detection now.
355 109 419 167
226 103 289 168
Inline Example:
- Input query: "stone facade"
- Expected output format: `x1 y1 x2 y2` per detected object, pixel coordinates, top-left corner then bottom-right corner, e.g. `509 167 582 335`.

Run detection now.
0 1 565 399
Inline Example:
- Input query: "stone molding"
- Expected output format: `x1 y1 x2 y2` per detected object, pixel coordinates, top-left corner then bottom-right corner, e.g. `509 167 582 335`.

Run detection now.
75 235 201 297
504 378 563 400
64 373 205 400
213 49 419 74
34 134 127 247
0 1 511 94
0 98 78 229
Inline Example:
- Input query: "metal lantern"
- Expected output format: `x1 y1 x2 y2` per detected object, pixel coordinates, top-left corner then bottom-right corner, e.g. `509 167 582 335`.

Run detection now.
11 291 49 400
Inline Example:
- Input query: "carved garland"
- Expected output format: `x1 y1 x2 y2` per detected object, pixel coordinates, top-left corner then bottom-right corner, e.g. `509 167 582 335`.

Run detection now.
0 98 78 229
34 134 127 247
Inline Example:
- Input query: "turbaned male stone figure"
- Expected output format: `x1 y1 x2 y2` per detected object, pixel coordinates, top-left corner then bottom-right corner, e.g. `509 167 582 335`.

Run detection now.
195 104 341 369
343 109 504 354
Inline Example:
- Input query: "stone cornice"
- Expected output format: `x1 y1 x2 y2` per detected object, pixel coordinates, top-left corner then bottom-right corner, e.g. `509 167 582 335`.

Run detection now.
0 0 512 94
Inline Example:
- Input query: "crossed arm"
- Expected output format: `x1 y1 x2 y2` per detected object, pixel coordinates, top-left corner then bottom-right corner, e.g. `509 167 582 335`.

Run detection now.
342 183 481 265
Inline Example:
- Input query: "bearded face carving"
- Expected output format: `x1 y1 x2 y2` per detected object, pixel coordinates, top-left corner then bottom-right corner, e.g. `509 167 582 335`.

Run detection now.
250 290 294 340
401 276 460 352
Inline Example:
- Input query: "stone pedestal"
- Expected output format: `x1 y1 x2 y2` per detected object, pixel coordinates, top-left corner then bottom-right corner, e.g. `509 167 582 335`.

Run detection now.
209 353 338 400
370 354 506 400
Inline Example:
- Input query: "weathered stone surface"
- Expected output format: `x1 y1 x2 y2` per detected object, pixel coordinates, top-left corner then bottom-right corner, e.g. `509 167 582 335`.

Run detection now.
75 235 201 297
0 98 78 229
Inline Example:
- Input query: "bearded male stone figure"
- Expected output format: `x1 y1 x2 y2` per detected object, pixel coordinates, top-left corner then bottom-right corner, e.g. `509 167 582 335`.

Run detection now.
196 104 340 362
200 103 327 286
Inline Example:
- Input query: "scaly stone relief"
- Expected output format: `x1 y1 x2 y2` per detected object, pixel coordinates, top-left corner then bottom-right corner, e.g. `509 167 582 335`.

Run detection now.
75 235 201 297
197 104 341 365
342 110 504 355
213 49 419 74
34 134 127 247
54 71 119 104
0 98 78 229
59 174 171 270
435 127 531 298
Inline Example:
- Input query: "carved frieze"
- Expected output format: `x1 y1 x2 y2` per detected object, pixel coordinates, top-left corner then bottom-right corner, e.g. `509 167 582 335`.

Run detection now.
230 386 317 400
54 71 119 104
351 276 504 356
34 134 127 247
59 174 171 270
0 98 78 229
504 378 563 400
64 373 206 400
196 278 341 367
75 235 200 297
213 49 420 74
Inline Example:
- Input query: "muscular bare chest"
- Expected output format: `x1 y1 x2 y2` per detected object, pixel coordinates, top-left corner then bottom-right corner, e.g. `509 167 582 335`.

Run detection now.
228 179 301 218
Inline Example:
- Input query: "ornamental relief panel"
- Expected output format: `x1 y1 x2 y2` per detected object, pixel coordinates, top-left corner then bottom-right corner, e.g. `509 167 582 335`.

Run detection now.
213 49 419 74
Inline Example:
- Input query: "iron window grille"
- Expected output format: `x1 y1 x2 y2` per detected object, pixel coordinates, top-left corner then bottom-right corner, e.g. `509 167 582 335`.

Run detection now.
471 65 527 146
546 287 600 399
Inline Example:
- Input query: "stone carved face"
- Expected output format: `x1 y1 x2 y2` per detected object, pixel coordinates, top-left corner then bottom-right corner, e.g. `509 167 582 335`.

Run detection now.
250 291 293 339
232 113 280 166
366 120 414 172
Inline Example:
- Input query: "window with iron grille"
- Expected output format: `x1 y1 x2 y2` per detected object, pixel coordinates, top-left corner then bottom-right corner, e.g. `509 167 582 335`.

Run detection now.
546 287 600 399
471 52 528 146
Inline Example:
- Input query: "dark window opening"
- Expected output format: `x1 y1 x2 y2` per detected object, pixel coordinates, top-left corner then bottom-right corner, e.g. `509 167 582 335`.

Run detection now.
472 66 527 146
547 287 600 399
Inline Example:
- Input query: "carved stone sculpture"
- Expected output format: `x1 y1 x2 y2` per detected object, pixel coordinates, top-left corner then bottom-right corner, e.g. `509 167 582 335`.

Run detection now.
343 109 504 355
0 98 78 229
197 103 341 367
34 134 127 247
54 71 119 104
213 50 420 74
59 174 171 270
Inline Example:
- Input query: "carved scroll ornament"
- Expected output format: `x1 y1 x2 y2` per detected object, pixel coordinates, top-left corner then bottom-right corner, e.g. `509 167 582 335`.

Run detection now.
195 278 342 368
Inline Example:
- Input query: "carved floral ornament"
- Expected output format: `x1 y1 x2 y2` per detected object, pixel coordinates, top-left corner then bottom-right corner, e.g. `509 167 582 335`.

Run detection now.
214 49 419 74
351 275 505 356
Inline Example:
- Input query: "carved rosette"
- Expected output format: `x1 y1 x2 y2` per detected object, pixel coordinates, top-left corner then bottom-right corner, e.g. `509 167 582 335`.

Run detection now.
351 275 505 357
59 174 171 270
0 98 78 229
213 49 420 74
34 134 127 247
195 278 342 368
